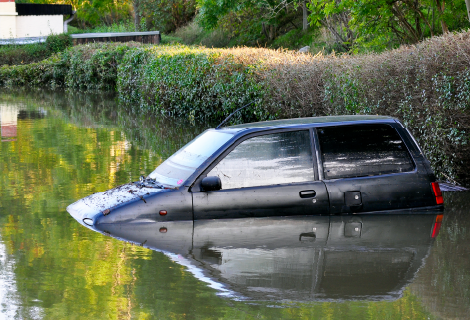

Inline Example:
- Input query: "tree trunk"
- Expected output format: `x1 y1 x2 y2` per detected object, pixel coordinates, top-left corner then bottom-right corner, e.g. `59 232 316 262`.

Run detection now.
465 0 470 22
133 0 140 32
435 0 449 33
302 1 308 31
262 22 269 40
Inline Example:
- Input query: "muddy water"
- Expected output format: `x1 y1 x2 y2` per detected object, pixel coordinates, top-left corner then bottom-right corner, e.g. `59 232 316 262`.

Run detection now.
1 89 469 319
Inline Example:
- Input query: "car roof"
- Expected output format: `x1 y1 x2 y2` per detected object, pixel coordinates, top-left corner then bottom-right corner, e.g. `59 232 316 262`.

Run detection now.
218 115 396 133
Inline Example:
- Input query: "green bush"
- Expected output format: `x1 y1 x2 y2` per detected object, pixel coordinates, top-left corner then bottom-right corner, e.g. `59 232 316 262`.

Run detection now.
45 34 73 53
117 45 268 123
63 43 138 90
0 34 72 66
0 42 141 89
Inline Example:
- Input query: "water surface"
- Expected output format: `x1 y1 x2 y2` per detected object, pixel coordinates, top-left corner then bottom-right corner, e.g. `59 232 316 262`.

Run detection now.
1 89 469 319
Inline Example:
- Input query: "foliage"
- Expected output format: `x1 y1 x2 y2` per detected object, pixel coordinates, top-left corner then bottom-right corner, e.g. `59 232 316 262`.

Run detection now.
192 0 470 52
139 0 197 33
67 20 136 34
117 45 269 123
62 43 139 90
0 34 72 66
196 0 305 46
45 33 73 52
270 28 317 50
315 33 470 183
172 20 231 48
0 42 141 89
308 0 470 52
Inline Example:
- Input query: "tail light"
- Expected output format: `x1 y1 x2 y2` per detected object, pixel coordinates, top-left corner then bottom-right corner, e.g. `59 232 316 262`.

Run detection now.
431 182 444 205
431 214 443 238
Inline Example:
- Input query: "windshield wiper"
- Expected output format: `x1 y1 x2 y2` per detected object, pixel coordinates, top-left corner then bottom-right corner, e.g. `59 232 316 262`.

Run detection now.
137 175 164 189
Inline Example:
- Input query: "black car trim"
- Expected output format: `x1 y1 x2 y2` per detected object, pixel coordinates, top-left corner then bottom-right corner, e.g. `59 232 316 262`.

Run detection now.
218 118 398 138
320 168 419 183
350 204 444 215
309 128 319 181
312 128 324 181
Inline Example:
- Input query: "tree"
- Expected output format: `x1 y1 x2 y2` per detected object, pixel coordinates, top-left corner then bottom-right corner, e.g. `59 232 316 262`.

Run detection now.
308 0 356 51
140 0 197 33
307 0 469 52
197 0 304 42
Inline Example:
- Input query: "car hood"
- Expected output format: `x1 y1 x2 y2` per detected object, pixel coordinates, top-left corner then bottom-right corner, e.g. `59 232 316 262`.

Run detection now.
66 183 164 228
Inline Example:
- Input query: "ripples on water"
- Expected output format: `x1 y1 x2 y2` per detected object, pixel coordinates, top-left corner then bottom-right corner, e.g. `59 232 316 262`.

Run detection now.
1 89 469 319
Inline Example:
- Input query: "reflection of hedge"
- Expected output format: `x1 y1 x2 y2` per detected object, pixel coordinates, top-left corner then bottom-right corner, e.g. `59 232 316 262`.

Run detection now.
1 32 469 185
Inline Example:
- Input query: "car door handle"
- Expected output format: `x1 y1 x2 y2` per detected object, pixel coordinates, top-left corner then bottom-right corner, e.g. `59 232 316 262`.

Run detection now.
299 232 316 242
299 190 316 198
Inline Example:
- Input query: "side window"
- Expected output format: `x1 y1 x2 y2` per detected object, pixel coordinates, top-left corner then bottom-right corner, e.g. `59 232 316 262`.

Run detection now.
207 130 314 189
318 124 414 179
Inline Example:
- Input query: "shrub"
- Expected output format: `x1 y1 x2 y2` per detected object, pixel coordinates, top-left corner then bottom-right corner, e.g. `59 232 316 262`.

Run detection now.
117 45 268 123
63 42 140 90
0 34 72 66
45 34 73 53
0 42 142 89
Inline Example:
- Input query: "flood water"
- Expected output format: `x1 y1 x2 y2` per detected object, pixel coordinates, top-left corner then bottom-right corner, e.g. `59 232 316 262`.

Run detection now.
1 89 469 319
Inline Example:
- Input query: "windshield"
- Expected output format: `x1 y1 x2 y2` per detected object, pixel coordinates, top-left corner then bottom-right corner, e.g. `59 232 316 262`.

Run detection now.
148 130 234 187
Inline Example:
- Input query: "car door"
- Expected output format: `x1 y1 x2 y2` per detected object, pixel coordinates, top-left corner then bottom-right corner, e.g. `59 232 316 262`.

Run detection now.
192 129 329 219
315 123 435 214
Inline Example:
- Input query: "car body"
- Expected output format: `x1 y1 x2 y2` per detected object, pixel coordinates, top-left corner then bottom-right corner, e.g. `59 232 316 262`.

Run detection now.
67 115 444 227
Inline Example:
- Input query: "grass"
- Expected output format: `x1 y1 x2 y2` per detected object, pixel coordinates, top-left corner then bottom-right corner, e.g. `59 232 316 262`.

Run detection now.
67 21 136 34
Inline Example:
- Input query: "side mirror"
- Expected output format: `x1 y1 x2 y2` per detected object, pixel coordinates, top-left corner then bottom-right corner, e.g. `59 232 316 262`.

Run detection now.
201 176 222 192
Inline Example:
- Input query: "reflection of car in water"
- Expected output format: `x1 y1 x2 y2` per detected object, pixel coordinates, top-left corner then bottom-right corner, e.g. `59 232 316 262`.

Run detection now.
93 212 443 301
67 116 444 227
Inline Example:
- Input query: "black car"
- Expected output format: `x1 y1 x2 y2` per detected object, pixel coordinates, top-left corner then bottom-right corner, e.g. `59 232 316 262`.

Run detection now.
67 115 444 227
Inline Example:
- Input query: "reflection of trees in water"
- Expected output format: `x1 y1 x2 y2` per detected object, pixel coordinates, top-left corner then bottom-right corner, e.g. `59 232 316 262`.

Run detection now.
0 89 211 318
410 192 470 319
17 110 46 120
1 88 206 160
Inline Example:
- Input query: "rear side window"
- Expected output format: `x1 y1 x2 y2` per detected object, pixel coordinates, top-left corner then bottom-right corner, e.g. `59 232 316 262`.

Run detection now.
318 124 414 179
207 130 314 189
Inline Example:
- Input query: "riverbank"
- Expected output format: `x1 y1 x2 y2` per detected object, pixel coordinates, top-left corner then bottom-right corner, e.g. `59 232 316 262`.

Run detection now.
1 31 469 185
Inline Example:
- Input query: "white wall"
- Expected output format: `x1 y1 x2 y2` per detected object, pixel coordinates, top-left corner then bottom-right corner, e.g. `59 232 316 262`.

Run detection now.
0 15 17 38
16 15 63 38
0 2 17 39
0 2 16 13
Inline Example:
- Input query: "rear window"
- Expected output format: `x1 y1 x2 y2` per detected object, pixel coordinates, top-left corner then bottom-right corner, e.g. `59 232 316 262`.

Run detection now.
318 124 414 179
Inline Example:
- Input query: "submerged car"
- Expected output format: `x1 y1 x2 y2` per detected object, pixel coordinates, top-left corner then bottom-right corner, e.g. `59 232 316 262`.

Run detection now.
67 115 444 227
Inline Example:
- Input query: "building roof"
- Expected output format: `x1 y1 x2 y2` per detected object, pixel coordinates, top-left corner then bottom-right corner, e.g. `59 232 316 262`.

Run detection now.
16 3 72 16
